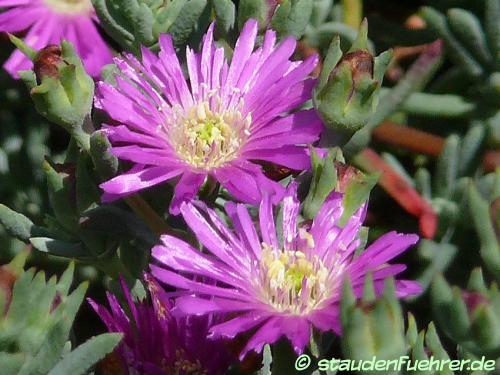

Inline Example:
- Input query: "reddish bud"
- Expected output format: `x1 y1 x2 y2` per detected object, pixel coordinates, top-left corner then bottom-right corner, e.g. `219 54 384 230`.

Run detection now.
335 50 374 81
33 45 63 82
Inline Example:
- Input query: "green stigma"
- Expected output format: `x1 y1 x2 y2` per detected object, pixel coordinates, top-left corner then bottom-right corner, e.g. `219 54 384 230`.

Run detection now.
171 100 250 170
259 243 330 314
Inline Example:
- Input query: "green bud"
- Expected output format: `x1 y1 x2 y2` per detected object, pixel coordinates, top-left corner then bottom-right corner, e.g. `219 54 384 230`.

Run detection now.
406 313 419 347
303 148 340 220
314 20 391 145
341 277 406 368
14 40 94 149
432 271 500 356
93 0 206 51
303 147 377 222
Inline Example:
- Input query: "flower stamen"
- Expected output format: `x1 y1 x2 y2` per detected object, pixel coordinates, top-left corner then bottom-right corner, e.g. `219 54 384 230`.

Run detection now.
259 242 329 314
168 100 251 170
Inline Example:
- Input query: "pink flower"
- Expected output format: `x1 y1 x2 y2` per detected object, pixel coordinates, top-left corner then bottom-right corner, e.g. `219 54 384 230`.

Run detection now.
150 183 421 357
96 19 323 214
89 275 235 374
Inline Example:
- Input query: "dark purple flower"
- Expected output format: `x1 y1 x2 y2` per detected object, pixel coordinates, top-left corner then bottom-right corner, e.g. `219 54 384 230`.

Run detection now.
150 183 421 357
0 0 112 78
95 19 323 214
89 276 234 374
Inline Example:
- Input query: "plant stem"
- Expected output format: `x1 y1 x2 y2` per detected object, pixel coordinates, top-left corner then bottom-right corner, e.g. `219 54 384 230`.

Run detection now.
71 126 90 151
373 121 445 156
342 0 363 28
124 195 172 236
354 148 438 239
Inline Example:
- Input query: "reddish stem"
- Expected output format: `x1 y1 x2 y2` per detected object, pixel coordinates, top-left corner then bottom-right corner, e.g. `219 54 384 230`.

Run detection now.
373 121 445 157
355 147 438 239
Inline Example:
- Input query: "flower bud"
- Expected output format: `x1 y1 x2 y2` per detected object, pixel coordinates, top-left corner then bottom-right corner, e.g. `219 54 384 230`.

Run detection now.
432 271 500 356
303 147 377 222
33 45 63 82
12 38 94 149
314 20 392 145
341 277 406 368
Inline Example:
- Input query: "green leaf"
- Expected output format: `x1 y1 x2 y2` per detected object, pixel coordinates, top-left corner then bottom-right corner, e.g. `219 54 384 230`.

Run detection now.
0 353 25 375
43 161 78 233
415 240 457 293
0 262 90 375
134 3 155 45
339 173 378 226
76 154 100 213
447 8 493 68
420 6 483 78
468 183 500 279
156 0 187 34
8 34 36 60
303 148 339 220
434 134 460 198
81 205 156 246
485 0 500 67
317 36 343 90
29 237 88 258
168 0 207 46
48 333 123 375
238 0 268 30
92 0 136 51
272 0 313 39
459 124 485 176
213 0 235 33
425 322 452 363
89 131 119 180
0 204 37 241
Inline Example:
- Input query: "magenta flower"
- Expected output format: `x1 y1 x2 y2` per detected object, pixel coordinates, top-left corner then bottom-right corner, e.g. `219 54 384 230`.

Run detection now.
150 184 421 357
96 19 323 214
0 0 112 78
89 276 235 374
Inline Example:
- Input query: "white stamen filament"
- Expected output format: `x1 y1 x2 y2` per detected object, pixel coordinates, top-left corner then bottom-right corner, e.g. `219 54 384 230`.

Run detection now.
166 96 250 170
258 241 330 315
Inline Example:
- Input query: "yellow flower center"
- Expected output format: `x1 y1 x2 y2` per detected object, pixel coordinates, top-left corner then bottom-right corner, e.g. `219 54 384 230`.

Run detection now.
44 0 93 14
259 239 330 315
167 98 250 170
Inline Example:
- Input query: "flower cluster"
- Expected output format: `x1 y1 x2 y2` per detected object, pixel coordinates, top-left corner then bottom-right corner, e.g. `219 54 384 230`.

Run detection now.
0 10 423 372
83 20 421 366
